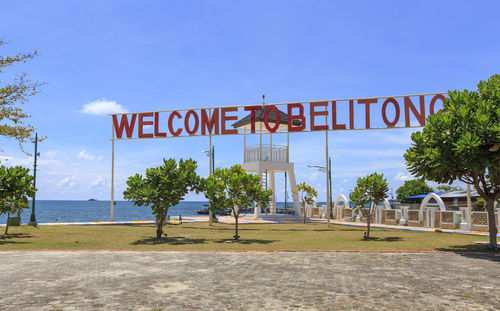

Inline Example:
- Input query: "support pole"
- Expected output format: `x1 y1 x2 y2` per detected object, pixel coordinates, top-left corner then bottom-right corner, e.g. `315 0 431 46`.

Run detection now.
111 123 115 221
329 156 333 218
259 123 262 161
270 133 273 161
287 132 290 162
325 131 330 226
284 171 288 214
209 133 213 226
29 133 38 226
467 183 472 231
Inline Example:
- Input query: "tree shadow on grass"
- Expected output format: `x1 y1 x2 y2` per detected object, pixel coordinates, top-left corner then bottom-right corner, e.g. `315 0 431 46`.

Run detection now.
131 236 208 245
0 233 33 245
213 239 277 245
362 236 403 242
435 244 500 263
176 225 260 232
131 236 278 246
335 228 366 232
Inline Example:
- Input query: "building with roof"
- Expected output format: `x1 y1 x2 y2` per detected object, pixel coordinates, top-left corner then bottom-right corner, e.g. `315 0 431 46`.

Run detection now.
406 190 480 208
232 100 302 218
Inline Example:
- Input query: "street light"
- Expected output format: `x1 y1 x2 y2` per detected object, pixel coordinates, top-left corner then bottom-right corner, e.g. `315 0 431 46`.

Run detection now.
202 147 216 224
307 165 327 173
29 133 39 226
307 157 333 224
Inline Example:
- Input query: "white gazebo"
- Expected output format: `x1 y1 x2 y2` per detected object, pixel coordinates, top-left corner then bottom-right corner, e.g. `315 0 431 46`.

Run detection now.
232 99 301 218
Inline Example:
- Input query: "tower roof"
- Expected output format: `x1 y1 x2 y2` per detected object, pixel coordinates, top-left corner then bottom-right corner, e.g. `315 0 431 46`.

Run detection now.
232 105 302 131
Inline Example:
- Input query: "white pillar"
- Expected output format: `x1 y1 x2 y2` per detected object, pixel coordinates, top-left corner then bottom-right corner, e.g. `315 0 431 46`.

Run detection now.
288 167 300 217
269 171 276 214
467 184 472 231
255 164 263 218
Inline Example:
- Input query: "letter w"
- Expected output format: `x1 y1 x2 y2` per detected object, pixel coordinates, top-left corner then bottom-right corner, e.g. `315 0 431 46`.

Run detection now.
113 114 137 138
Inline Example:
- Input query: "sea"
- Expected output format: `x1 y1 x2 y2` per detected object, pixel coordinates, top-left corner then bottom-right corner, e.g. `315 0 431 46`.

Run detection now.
0 200 301 224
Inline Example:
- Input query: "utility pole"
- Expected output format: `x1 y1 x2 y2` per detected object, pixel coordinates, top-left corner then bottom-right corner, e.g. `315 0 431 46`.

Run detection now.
208 135 213 226
329 156 332 219
29 133 39 226
284 171 288 214
211 145 216 222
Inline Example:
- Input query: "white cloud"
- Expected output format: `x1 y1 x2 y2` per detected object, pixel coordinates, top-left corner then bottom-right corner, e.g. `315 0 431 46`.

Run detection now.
341 179 348 184
308 171 321 182
43 150 59 159
91 175 105 188
0 155 30 167
77 149 103 161
394 172 414 182
0 150 61 168
59 176 78 188
81 98 128 115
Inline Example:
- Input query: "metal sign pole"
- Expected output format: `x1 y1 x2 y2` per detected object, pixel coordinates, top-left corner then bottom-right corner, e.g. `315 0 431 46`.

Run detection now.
329 156 333 219
326 130 330 227
29 133 38 226
111 123 115 221
209 132 213 226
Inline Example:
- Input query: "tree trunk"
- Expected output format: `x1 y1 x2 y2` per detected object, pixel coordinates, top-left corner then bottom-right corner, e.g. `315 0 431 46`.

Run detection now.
156 213 166 239
364 203 373 240
485 199 498 248
234 214 239 240
303 202 306 224
366 216 371 239
4 212 10 235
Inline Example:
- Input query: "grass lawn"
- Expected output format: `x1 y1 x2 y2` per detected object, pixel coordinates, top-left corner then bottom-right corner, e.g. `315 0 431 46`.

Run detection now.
0 222 496 252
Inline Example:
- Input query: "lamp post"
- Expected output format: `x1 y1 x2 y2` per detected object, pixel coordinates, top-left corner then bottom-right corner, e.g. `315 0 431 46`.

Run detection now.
202 146 216 224
29 133 39 226
307 157 333 225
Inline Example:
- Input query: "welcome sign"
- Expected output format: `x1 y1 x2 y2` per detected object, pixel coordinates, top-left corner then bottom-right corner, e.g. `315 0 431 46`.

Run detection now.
110 93 446 139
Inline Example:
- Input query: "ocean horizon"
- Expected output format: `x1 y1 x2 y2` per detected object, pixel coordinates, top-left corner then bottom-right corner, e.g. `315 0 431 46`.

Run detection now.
0 200 302 224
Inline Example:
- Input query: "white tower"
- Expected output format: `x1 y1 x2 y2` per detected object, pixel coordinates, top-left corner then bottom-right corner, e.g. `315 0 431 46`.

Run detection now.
232 96 301 218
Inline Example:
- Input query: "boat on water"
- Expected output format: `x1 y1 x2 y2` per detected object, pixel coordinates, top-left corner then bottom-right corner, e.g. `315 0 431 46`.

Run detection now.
88 198 97 201
195 207 210 215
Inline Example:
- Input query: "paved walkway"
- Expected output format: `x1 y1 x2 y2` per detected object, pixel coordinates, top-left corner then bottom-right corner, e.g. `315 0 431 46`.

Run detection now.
0 251 499 310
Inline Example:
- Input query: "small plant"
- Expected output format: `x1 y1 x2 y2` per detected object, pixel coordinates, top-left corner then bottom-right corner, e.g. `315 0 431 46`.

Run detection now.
123 158 202 239
293 182 318 224
202 165 271 239
350 173 388 240
0 165 36 235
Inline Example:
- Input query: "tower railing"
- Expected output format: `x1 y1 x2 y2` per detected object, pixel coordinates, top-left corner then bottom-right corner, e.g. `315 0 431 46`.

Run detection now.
244 144 288 163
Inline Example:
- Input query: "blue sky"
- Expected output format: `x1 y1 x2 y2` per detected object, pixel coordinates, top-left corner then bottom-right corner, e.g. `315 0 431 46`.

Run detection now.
1 0 499 201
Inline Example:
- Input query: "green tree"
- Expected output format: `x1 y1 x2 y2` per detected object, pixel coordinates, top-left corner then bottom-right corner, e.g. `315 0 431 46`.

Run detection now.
405 74 500 248
350 173 388 240
202 165 271 239
396 179 434 204
436 185 464 192
1 40 43 152
123 158 202 239
0 165 36 235
292 182 318 224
